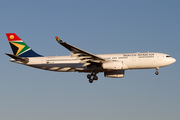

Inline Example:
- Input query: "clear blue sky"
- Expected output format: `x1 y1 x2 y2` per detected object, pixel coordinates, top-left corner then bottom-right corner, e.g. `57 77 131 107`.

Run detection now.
1 0 180 120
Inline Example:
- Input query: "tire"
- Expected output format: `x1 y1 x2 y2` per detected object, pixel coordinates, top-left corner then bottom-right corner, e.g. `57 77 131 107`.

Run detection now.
89 79 93 83
87 74 91 79
92 72 96 76
155 71 159 75
93 76 98 80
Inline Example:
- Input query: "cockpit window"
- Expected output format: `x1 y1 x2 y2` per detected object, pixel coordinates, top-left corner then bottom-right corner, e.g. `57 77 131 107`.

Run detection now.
166 56 171 57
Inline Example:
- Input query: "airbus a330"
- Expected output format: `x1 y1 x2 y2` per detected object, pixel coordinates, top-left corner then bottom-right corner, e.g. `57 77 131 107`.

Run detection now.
6 33 176 83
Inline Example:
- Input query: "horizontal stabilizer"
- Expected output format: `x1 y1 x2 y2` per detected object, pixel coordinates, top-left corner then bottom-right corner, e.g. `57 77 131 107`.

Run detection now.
5 53 29 63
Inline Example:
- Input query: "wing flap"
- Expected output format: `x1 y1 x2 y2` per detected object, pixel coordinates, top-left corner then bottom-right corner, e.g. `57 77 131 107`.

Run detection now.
83 63 91 66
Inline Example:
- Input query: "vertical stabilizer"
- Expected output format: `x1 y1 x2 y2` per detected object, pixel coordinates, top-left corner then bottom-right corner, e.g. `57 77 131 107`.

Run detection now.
6 33 42 57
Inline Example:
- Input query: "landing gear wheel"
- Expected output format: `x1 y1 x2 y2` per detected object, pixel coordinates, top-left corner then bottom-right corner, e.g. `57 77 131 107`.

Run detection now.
155 71 159 75
92 72 96 76
89 79 93 83
93 76 98 80
87 72 98 83
87 74 91 79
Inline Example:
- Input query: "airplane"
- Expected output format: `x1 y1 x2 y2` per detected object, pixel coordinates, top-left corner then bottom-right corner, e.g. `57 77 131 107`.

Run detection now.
5 33 176 83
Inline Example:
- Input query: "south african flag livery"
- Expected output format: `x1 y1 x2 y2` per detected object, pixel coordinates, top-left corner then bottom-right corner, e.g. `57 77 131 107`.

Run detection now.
6 33 42 57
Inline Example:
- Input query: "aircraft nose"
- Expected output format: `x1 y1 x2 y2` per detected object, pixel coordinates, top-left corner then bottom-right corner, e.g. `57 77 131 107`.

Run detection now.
172 57 176 63
166 57 176 65
169 57 176 64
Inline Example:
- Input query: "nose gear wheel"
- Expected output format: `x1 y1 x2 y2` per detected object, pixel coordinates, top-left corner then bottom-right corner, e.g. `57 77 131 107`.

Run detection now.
155 67 159 75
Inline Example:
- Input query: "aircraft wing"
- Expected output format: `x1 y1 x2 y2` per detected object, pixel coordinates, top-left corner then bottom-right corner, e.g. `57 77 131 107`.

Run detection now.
55 37 106 66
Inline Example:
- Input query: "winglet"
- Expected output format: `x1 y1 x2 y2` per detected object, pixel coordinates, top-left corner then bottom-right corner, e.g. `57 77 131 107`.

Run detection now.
55 36 63 42
55 36 63 43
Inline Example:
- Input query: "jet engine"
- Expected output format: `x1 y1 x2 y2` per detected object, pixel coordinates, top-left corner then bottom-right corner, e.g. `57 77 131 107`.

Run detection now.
104 70 125 78
102 61 122 70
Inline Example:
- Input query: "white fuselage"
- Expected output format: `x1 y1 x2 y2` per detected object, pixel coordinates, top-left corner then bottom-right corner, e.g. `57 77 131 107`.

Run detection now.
11 52 176 73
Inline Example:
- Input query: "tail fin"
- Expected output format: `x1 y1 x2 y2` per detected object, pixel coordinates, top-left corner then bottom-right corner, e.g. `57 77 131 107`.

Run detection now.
6 33 42 57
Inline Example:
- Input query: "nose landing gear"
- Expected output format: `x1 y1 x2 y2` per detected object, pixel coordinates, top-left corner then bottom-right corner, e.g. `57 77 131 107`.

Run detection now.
155 67 159 75
87 72 98 83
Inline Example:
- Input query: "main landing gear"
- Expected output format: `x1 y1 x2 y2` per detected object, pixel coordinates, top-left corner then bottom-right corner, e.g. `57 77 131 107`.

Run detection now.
155 67 159 75
87 72 98 83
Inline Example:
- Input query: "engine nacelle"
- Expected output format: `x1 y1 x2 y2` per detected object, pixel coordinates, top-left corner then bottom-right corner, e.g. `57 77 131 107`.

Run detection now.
104 70 125 78
102 61 122 70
